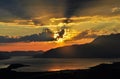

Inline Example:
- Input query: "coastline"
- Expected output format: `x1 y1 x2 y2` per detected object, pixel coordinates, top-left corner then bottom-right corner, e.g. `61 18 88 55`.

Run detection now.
0 62 120 79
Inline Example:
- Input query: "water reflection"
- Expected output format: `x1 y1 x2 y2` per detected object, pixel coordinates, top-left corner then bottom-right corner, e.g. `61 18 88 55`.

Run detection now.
47 65 83 71
0 56 120 72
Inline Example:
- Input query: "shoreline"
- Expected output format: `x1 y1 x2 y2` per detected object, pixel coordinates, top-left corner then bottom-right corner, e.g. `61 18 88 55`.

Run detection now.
0 62 120 79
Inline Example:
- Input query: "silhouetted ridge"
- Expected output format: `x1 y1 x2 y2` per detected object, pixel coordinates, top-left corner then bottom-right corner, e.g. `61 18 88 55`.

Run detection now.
34 33 120 58
91 33 120 45
0 51 43 57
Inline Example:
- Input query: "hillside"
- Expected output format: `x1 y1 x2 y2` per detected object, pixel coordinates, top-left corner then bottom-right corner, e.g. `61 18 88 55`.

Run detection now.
34 33 120 58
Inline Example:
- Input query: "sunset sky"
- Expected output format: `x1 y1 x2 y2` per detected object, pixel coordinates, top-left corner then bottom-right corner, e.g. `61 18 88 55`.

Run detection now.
0 0 120 51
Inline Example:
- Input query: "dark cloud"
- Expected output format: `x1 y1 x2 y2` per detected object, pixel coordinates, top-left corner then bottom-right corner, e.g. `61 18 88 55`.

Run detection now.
0 36 17 43
32 19 45 26
19 28 55 42
0 27 73 43
57 29 65 38
0 28 55 43
0 0 30 19
0 0 120 23
64 0 120 18
65 0 81 18
0 0 65 22
73 30 98 40
64 0 102 18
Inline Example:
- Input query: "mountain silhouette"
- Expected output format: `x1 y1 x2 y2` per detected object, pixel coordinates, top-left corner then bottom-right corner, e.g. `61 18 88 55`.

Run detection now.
34 33 120 58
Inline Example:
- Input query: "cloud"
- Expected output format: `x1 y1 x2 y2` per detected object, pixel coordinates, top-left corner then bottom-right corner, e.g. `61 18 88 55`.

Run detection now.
55 29 65 39
112 7 120 13
19 28 55 42
0 36 17 43
24 28 55 41
65 0 82 18
0 0 120 25
0 0 66 23
72 30 98 40
0 28 55 43
0 0 120 22
0 0 30 19
0 15 120 37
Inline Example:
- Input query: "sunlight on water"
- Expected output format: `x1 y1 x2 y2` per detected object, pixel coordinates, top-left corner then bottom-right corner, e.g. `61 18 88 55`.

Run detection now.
0 56 120 72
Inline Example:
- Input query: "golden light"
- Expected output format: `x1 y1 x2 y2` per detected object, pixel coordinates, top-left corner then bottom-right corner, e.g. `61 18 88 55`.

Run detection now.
54 33 59 39
56 38 64 43
53 28 78 43
54 33 64 43
48 68 62 71
58 23 66 27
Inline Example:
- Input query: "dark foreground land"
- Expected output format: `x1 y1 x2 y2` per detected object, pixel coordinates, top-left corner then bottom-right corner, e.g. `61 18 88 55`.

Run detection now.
0 62 120 79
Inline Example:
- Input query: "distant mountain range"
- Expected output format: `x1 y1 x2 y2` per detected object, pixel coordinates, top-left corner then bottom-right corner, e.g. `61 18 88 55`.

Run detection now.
0 51 43 60
0 53 10 60
34 33 120 58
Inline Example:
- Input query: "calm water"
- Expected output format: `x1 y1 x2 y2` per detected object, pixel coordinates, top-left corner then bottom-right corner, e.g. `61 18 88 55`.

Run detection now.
0 56 120 72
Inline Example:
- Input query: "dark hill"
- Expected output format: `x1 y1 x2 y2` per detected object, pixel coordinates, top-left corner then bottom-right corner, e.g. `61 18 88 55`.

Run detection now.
0 51 43 59
34 33 120 58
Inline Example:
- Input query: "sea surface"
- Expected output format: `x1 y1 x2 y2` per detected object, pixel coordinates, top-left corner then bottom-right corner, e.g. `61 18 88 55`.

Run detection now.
0 56 120 72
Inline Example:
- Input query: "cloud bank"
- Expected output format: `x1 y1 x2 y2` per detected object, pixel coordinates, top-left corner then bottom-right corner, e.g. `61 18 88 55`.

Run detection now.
0 28 55 43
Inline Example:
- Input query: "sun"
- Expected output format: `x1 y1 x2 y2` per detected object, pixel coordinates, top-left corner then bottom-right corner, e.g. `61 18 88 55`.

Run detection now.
54 33 59 39
53 28 78 43
57 38 64 43
54 33 64 43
